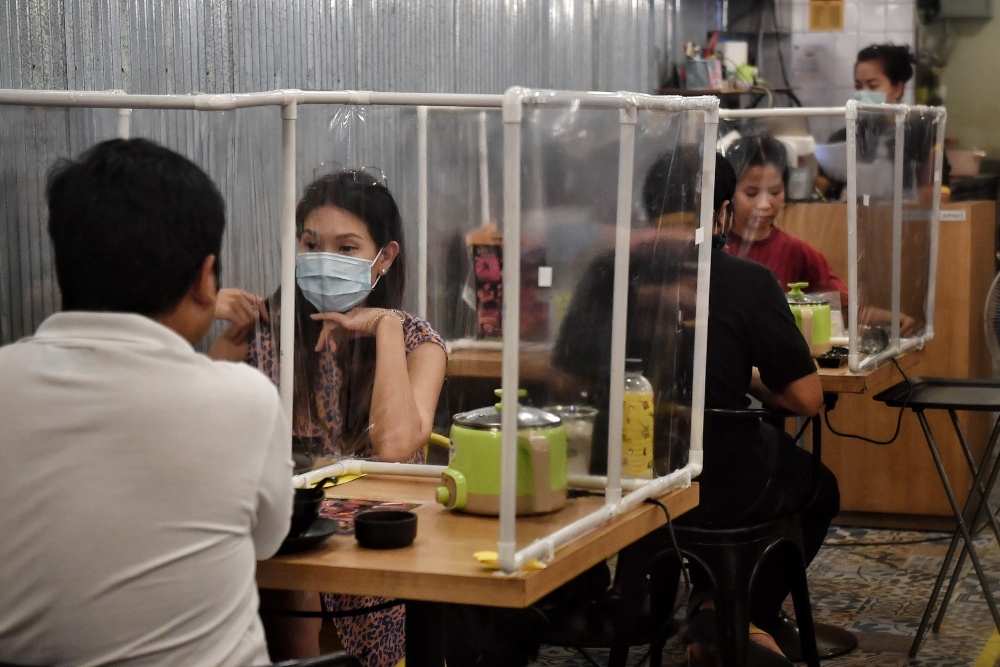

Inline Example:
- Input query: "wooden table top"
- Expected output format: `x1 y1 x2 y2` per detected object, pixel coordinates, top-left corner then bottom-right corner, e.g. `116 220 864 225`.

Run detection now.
256 474 699 608
448 342 924 396
817 348 924 395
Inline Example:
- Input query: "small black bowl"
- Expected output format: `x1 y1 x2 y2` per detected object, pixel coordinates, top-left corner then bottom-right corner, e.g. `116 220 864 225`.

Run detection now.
288 486 325 539
354 510 418 549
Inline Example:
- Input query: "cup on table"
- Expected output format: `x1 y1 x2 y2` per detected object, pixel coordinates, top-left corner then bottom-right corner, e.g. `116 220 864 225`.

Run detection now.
544 405 598 476
288 485 325 539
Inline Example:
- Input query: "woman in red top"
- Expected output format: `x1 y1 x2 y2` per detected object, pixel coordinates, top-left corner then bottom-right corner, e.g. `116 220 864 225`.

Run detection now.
722 134 849 309
724 134 920 336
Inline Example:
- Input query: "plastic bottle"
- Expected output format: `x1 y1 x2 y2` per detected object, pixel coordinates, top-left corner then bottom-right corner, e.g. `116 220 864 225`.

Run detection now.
621 358 655 478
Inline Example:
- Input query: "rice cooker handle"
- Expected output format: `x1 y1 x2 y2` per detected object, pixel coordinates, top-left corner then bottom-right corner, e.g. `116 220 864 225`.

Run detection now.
524 434 551 509
800 307 814 353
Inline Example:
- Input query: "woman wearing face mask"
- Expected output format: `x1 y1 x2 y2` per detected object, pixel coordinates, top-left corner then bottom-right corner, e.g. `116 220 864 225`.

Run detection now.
824 43 949 195
723 135 849 310
211 170 447 667
853 43 912 105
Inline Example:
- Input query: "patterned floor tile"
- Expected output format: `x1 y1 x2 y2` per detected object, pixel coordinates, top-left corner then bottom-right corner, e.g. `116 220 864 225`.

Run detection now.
532 525 1000 666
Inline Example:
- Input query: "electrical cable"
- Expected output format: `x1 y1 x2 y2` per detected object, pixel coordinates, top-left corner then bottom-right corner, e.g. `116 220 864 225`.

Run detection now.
823 357 913 444
646 497 692 594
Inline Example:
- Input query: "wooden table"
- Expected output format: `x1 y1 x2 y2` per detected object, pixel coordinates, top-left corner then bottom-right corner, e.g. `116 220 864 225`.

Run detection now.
785 201 997 520
449 343 924 397
257 474 699 665
817 347 924 395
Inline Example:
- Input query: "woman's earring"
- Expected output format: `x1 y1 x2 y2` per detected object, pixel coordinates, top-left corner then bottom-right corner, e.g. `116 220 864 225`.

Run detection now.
380 268 387 275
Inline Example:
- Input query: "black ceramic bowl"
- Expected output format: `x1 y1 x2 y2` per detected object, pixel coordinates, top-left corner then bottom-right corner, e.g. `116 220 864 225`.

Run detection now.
288 486 325 539
354 510 418 549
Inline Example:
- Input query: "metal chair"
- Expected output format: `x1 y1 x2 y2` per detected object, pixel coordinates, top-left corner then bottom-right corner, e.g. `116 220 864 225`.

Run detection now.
651 410 825 667
596 409 837 667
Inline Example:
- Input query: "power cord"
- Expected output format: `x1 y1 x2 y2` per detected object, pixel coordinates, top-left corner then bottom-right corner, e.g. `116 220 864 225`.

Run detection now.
646 497 692 595
823 357 914 445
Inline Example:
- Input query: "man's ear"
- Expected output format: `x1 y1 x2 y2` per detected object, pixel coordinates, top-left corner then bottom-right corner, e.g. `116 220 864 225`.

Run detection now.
190 255 218 307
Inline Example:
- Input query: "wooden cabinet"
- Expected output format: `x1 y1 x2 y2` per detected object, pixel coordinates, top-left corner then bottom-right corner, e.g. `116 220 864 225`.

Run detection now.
782 201 996 520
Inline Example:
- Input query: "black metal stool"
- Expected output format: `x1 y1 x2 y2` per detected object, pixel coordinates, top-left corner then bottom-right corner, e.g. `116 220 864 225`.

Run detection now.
653 516 822 667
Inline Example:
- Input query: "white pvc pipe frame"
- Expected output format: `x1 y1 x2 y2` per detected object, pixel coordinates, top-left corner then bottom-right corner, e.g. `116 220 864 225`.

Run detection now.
842 100 947 373
0 88 944 572
723 103 946 373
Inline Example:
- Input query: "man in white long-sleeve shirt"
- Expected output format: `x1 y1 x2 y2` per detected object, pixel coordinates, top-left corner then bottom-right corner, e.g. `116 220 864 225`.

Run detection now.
0 139 294 667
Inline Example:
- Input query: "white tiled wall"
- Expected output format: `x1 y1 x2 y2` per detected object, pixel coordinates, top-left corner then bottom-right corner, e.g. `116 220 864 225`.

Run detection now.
785 0 915 138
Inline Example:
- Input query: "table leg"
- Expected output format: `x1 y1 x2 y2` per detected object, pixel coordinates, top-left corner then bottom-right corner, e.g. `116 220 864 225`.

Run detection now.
948 410 1000 542
405 600 445 667
909 411 1000 658
933 413 1000 633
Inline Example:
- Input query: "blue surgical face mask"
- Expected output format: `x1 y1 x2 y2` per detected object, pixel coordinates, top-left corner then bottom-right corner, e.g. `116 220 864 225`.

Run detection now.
295 248 384 313
852 90 888 104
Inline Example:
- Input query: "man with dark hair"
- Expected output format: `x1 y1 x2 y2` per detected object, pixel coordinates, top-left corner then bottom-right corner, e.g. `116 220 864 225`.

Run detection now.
0 139 293 666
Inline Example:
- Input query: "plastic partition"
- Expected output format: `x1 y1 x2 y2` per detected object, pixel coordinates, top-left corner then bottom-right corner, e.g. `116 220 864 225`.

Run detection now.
0 88 946 572
846 100 945 372
0 88 717 573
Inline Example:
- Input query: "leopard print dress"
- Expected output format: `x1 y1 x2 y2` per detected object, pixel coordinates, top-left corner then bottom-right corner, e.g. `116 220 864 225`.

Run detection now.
248 311 445 667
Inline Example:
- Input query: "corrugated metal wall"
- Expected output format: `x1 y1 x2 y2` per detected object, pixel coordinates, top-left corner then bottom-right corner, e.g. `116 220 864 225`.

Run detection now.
0 0 671 343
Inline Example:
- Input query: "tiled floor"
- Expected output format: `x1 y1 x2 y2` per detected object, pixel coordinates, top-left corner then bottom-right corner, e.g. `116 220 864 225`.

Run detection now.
531 526 1000 666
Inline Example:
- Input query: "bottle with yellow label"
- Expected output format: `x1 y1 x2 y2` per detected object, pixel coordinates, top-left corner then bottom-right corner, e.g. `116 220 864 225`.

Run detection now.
622 358 654 478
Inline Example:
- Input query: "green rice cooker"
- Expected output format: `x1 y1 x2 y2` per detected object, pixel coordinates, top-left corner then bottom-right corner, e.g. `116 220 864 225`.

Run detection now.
786 281 832 357
436 390 567 515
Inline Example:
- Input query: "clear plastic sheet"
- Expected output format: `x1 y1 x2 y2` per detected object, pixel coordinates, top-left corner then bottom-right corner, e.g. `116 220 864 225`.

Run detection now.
124 108 284 356
519 101 708 478
853 106 899 360
0 106 118 344
850 105 941 370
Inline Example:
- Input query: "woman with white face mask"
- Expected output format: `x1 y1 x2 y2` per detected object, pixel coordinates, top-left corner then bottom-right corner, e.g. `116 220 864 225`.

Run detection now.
210 170 446 667
213 170 446 464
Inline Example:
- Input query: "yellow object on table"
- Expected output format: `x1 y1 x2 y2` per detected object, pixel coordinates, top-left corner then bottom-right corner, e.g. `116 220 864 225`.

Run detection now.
473 550 546 571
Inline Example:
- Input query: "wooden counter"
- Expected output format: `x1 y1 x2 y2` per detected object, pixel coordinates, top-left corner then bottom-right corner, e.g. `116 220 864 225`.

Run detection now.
257 475 699 608
783 201 996 519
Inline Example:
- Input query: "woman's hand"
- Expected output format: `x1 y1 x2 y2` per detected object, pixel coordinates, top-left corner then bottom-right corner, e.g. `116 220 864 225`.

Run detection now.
215 288 268 327
309 307 402 353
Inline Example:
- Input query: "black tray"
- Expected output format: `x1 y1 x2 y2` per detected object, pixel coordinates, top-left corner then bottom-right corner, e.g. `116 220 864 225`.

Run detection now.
873 377 1000 411
277 517 339 555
